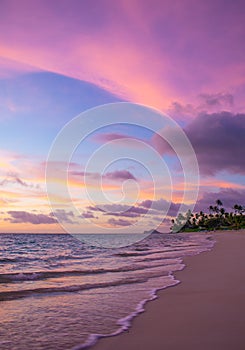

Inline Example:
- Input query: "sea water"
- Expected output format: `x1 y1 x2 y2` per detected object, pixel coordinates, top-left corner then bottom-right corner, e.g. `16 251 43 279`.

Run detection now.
0 232 214 349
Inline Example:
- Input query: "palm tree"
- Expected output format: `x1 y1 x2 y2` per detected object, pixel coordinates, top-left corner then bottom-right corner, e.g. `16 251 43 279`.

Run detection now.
169 200 244 232
213 205 219 214
237 205 243 215
220 207 225 216
192 217 196 228
216 199 223 207
233 204 239 214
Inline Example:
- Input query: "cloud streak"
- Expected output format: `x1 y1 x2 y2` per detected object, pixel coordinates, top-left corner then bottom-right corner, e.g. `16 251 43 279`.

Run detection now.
104 170 137 181
108 218 134 227
82 211 97 219
139 198 190 217
6 211 58 225
70 169 137 183
50 210 76 224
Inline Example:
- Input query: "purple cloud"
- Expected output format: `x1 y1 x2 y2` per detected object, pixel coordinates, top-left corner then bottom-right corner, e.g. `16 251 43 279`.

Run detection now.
0 172 28 187
100 204 130 212
82 211 97 219
89 203 149 216
168 101 197 120
108 218 134 227
152 112 245 175
185 112 245 175
89 199 188 219
70 171 86 177
104 170 137 181
70 169 137 182
105 211 140 218
6 211 58 224
93 133 132 143
86 203 153 220
86 206 105 213
198 92 234 108
50 210 75 224
128 206 148 214
168 92 234 122
139 198 169 211
92 132 147 150
70 171 99 180
195 188 245 212
139 198 190 217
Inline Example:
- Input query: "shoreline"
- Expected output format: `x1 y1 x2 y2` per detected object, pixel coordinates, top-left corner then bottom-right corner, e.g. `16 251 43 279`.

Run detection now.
91 230 245 350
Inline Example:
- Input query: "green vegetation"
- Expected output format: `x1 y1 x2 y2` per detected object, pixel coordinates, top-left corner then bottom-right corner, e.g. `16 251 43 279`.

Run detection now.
171 200 245 233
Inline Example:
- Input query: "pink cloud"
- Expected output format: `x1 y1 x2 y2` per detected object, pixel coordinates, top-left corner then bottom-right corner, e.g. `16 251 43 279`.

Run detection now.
5 1 245 111
93 133 133 143
1 2 244 114
0 56 39 78
0 0 173 109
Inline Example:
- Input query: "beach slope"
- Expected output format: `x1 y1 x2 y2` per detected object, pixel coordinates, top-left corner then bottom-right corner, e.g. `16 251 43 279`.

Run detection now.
92 231 245 350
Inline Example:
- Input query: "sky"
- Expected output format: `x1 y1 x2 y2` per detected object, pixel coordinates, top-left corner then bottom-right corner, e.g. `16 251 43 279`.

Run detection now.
0 0 245 233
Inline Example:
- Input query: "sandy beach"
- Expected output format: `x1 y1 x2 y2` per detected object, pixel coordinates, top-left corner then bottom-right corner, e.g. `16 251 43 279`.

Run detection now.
92 231 245 350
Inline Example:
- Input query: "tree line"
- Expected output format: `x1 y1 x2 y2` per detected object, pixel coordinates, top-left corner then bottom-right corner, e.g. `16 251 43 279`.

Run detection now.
171 199 245 233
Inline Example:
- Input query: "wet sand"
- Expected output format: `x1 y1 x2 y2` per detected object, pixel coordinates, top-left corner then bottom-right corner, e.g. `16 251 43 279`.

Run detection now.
92 231 245 350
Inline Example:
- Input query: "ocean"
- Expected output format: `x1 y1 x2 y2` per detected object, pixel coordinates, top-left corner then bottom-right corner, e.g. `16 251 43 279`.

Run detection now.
0 232 214 350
